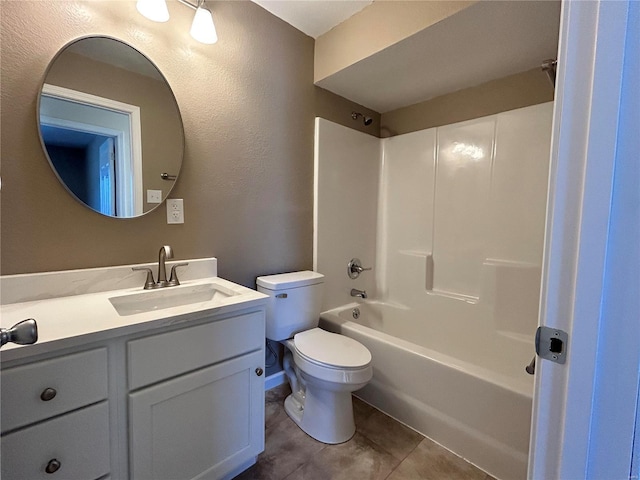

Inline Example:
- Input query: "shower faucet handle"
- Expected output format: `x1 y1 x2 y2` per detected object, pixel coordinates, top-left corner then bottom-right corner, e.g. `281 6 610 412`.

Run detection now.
347 258 372 279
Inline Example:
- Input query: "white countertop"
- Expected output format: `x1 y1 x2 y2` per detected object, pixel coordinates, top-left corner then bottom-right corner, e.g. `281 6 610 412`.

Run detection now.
0 259 267 362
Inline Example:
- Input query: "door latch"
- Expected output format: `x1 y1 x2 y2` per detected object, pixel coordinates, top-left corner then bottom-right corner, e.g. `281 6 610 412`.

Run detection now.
535 326 568 364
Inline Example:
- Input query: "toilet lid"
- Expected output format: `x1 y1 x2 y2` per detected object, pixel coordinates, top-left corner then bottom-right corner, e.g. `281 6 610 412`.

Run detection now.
293 328 371 368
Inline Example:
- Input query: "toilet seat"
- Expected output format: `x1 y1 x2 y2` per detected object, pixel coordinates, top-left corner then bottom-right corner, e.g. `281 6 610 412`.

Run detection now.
286 328 372 385
294 328 371 368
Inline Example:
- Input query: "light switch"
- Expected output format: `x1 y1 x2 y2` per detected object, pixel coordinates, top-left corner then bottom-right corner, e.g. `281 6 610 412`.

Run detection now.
147 189 162 204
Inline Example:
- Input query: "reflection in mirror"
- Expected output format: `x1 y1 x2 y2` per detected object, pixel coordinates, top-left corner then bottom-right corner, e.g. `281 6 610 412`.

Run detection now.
38 36 184 218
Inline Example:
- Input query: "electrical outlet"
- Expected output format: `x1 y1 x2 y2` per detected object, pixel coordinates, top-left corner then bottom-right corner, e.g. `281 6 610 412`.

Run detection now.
166 199 184 224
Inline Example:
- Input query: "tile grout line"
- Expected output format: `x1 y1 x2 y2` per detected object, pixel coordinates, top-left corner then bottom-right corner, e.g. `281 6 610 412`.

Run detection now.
379 434 424 480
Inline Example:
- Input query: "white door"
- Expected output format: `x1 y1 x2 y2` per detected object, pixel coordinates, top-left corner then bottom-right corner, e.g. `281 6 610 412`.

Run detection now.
40 85 143 216
98 137 116 216
528 1 640 479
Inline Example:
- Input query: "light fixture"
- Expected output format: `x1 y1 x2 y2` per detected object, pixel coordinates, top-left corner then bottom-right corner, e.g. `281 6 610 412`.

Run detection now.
136 0 218 45
136 0 170 23
189 1 218 45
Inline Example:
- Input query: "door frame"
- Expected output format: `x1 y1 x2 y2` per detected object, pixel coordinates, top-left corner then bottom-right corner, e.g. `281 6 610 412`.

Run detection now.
40 84 143 216
529 1 639 478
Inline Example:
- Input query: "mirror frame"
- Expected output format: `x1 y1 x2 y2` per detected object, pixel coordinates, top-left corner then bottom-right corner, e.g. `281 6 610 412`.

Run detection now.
36 35 185 219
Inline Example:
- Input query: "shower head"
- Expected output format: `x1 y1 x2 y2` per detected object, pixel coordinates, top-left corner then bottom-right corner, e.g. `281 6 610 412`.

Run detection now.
351 111 373 127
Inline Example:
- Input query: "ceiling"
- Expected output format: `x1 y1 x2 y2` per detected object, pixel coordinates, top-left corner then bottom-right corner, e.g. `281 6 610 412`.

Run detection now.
252 1 561 113
251 0 372 39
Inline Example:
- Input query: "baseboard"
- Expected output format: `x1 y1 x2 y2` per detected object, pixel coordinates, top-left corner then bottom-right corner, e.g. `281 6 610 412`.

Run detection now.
265 370 287 390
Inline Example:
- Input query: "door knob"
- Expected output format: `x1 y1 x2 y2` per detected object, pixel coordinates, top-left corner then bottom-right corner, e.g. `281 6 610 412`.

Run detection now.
0 319 38 348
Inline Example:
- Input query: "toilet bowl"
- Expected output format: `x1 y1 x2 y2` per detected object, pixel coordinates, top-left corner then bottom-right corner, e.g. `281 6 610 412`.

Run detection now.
282 328 372 443
256 271 372 444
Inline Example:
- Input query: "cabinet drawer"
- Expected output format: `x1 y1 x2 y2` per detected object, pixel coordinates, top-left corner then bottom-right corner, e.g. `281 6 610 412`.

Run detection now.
1 348 108 432
128 310 265 390
1 401 110 480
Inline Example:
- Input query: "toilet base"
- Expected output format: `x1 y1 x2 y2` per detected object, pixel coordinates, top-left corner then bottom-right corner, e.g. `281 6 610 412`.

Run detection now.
283 382 357 444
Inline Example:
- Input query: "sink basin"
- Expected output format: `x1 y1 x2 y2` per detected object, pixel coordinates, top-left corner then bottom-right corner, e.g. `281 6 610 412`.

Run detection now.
109 283 237 316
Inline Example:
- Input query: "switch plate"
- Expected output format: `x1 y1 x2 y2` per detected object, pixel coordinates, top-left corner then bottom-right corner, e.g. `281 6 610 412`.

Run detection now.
147 189 162 204
166 199 184 224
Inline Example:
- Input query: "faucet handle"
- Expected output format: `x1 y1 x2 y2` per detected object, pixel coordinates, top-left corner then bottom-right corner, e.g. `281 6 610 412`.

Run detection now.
347 258 372 279
168 263 189 286
132 267 157 290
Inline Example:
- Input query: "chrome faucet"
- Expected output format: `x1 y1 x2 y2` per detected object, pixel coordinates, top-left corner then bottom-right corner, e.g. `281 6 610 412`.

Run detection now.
157 245 173 287
350 288 367 299
132 245 189 290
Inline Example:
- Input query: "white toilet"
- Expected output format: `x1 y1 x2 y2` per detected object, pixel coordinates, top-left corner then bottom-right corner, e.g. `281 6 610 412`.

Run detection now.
256 271 372 444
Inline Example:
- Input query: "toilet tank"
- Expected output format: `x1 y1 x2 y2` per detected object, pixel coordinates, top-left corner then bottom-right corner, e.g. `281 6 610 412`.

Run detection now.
256 271 324 341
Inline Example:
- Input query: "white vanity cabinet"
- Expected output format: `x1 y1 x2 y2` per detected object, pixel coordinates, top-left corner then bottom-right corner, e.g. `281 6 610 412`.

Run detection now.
0 260 268 480
127 311 266 480
0 307 266 480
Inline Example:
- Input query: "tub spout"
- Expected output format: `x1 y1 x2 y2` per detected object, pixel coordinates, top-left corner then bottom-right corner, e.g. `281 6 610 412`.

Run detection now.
350 288 367 299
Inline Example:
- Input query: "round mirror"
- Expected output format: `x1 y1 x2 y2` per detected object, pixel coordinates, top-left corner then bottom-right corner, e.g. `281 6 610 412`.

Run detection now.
37 36 184 218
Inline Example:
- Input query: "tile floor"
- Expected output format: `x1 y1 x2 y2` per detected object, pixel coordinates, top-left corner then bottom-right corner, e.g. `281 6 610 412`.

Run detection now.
235 384 495 480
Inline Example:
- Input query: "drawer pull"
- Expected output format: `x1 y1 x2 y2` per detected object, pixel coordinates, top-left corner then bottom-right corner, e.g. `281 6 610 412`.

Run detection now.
255 367 264 376
45 458 61 474
40 388 57 401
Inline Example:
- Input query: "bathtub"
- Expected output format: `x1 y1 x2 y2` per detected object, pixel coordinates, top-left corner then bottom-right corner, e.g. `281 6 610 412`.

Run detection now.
320 301 533 480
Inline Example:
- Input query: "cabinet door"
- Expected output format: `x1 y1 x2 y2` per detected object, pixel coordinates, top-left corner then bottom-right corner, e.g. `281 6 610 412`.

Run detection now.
129 351 265 480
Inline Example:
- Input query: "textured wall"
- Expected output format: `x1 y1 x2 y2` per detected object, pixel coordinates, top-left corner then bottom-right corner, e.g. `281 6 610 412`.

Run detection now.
314 87 380 137
0 1 315 287
381 68 554 137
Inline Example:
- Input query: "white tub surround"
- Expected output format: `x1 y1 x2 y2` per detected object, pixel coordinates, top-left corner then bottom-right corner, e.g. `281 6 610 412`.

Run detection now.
315 104 553 480
314 119 380 312
1 258 268 480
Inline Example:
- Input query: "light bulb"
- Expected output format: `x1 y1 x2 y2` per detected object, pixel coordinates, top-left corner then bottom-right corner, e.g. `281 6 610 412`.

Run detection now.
190 6 218 44
136 0 170 23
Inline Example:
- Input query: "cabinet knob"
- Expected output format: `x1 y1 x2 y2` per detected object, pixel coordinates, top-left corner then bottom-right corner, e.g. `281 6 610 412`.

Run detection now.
40 388 57 402
45 458 61 474
255 367 264 376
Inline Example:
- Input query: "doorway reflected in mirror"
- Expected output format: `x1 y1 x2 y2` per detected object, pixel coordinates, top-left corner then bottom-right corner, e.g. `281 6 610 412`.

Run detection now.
37 36 184 218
